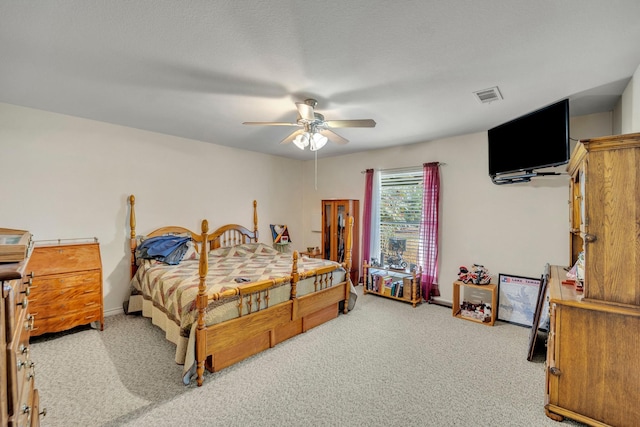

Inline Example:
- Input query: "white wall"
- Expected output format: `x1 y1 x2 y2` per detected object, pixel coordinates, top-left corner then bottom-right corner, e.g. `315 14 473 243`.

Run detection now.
619 63 640 133
301 112 613 303
0 102 614 314
0 103 305 315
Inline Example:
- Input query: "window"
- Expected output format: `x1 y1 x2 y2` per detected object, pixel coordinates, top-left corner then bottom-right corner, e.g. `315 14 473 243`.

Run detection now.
376 168 424 270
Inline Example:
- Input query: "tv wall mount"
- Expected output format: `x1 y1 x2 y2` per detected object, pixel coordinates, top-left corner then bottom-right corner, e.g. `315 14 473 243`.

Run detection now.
491 170 560 185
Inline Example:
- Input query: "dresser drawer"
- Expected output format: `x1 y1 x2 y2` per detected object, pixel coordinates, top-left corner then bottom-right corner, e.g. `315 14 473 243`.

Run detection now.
4 277 31 340
31 305 102 336
29 293 100 321
12 377 35 427
31 270 100 291
29 271 100 312
7 302 31 422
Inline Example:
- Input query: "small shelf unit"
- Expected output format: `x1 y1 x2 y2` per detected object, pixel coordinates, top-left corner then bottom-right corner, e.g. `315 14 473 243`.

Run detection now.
362 261 422 307
452 281 497 326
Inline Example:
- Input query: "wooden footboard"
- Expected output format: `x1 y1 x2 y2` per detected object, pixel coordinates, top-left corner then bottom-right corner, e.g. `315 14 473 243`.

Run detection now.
194 217 354 386
194 245 351 386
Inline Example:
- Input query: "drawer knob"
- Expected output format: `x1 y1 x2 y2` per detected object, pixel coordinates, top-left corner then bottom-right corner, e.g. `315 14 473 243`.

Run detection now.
17 297 28 309
25 314 35 331
584 234 597 243
19 344 29 355
549 366 562 376
27 361 36 380
22 404 31 415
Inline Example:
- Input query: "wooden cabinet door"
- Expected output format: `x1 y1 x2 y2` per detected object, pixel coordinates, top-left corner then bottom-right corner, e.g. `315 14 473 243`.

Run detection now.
321 200 360 284
582 144 640 305
548 303 640 426
322 200 352 263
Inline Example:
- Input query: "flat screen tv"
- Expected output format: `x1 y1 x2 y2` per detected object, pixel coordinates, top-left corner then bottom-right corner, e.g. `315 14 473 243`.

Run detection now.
488 99 569 182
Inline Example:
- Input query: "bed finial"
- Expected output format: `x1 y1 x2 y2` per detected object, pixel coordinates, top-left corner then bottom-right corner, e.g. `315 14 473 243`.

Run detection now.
129 195 136 239
253 200 258 239
129 194 137 279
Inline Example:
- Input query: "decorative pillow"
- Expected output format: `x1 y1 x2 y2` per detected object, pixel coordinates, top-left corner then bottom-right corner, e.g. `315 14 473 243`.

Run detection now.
226 246 250 257
235 243 279 255
182 240 200 261
208 246 233 257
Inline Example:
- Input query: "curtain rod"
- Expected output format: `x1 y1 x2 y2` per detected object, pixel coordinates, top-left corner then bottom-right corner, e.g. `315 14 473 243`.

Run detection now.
361 163 446 174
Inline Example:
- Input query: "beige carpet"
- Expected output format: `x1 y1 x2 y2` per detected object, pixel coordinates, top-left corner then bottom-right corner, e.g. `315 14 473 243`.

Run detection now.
30 286 585 427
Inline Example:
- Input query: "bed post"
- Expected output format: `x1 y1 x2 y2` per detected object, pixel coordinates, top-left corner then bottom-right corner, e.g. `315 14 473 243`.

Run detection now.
253 200 258 241
343 215 354 314
291 251 299 320
129 195 137 278
196 219 209 387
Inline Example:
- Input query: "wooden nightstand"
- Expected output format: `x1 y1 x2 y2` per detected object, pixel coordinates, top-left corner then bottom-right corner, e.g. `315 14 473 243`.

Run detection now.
27 239 104 336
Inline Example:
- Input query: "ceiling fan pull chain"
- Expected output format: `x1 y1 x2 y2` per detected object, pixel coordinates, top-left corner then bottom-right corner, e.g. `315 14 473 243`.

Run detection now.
315 150 318 190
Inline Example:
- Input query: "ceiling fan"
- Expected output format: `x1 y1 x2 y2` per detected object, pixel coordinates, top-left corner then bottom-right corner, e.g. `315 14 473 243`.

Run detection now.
243 98 376 151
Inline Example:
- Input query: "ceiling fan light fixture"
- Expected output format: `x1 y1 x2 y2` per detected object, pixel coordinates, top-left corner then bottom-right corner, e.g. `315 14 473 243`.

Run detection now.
292 132 310 150
309 133 328 151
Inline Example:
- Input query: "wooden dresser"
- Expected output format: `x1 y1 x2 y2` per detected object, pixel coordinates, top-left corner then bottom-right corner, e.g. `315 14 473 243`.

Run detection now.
1 252 41 426
545 133 640 427
27 240 103 336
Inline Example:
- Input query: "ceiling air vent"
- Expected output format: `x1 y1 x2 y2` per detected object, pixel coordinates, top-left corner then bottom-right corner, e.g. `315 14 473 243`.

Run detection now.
473 86 503 104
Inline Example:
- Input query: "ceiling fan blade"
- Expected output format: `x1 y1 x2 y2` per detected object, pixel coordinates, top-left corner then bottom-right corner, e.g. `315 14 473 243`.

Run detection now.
295 102 315 121
324 119 376 128
318 129 349 145
243 121 299 126
280 129 305 145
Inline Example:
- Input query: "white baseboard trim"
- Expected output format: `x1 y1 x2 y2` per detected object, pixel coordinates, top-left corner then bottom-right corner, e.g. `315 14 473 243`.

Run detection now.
105 306 125 317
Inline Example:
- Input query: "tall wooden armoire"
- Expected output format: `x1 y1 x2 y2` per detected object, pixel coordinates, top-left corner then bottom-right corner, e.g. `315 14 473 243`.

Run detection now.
321 199 360 285
545 132 640 427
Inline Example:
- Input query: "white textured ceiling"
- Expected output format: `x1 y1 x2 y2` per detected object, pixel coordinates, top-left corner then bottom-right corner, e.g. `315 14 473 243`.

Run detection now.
1 1 639 160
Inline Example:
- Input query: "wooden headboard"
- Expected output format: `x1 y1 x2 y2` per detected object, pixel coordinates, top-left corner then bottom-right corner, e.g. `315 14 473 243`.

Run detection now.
128 195 259 276
207 200 259 249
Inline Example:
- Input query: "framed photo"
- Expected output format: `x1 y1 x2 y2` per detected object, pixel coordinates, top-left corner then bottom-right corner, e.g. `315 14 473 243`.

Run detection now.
497 273 541 327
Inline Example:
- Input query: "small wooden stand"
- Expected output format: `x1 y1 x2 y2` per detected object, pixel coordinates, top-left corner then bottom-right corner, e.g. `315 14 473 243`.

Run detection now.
363 261 422 307
452 281 497 326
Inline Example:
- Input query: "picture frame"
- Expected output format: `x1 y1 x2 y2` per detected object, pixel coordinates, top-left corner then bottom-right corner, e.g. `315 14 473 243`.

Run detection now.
0 228 33 262
527 264 551 361
497 273 541 327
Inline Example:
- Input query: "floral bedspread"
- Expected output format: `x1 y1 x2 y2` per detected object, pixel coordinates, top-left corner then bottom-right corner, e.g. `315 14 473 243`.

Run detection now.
129 243 344 333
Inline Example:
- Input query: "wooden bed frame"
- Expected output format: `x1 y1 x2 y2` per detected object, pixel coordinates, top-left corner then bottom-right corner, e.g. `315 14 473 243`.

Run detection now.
128 195 353 386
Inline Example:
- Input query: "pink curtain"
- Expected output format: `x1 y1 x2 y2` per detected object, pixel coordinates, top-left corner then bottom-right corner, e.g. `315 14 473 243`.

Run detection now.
419 162 440 300
362 169 374 274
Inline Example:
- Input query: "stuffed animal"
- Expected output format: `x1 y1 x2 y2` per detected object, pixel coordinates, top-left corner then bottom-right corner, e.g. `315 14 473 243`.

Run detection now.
458 264 491 285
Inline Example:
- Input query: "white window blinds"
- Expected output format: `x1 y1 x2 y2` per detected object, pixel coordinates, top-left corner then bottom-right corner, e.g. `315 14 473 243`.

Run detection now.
378 168 423 270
